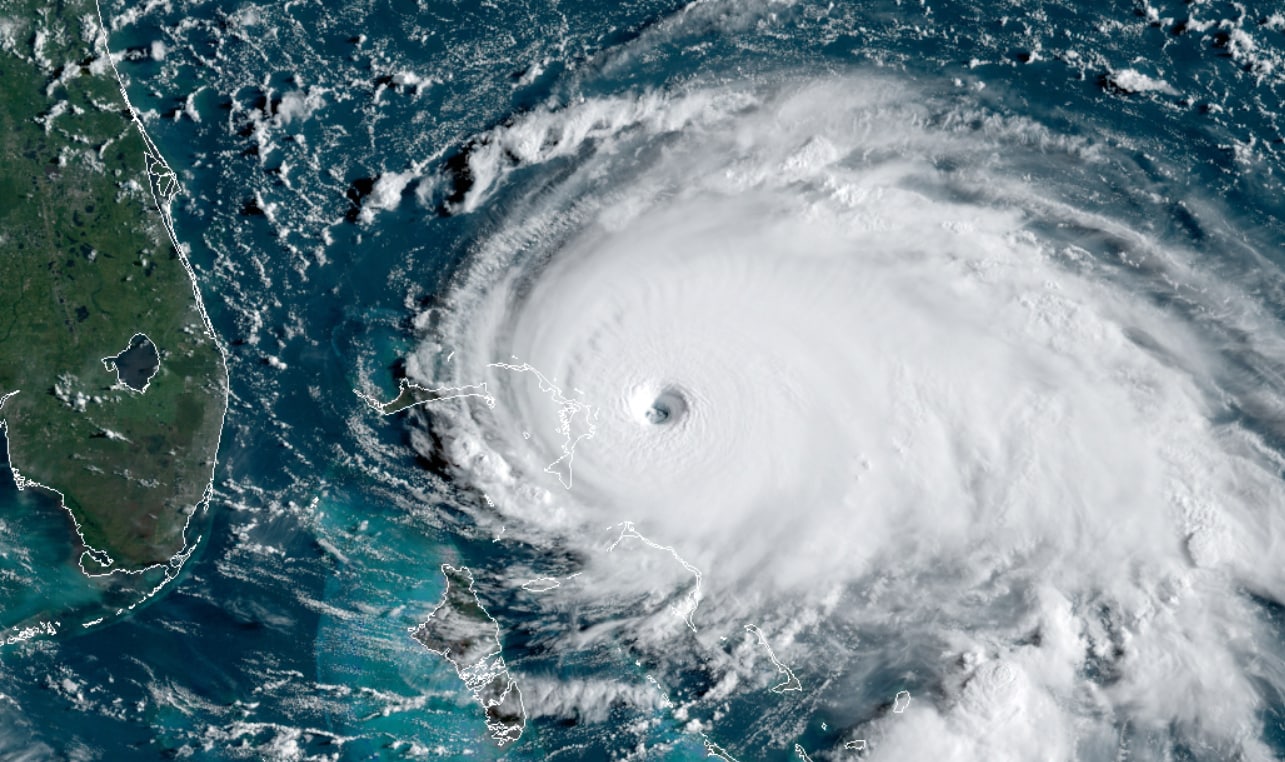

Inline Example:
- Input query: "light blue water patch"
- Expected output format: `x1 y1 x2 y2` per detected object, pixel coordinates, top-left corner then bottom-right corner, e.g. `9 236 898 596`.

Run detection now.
0 0 1281 758
0 456 100 630
0 432 180 637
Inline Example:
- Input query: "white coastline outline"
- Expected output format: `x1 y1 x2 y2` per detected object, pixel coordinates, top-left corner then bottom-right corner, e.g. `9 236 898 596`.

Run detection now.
794 744 814 761
1 402 210 584
486 361 598 489
892 689 911 714
520 576 561 592
0 2 232 643
408 564 527 747
606 521 704 632
2 620 57 646
744 624 802 694
356 358 597 490
353 379 496 413
701 735 741 761
100 331 162 393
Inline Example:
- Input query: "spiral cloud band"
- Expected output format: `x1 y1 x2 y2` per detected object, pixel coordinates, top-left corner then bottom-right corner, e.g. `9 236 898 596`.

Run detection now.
406 77 1285 759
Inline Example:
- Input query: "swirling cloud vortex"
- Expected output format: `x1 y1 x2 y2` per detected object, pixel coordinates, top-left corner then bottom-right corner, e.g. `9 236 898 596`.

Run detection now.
409 77 1285 759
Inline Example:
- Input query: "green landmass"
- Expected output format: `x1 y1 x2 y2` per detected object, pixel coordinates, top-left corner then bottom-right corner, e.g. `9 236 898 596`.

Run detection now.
0 0 227 572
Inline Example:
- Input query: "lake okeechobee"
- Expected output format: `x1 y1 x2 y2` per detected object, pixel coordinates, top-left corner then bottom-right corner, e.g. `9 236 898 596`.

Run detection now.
3 0 1285 760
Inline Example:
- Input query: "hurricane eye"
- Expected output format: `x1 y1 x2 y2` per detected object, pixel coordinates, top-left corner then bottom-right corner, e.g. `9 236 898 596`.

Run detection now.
644 404 669 424
633 386 688 427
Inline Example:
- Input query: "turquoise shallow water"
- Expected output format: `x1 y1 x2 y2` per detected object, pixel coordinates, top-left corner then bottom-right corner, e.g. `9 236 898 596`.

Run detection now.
2 0 1285 759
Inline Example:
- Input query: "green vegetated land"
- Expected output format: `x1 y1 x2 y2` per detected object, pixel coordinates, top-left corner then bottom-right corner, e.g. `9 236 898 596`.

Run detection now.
0 0 227 571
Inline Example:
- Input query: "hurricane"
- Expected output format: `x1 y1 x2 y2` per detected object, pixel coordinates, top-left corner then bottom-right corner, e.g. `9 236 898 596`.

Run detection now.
7 0 1285 758
403 73 1285 759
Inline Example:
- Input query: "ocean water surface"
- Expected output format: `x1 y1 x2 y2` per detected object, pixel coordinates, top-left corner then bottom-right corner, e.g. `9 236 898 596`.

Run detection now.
3 0 1285 759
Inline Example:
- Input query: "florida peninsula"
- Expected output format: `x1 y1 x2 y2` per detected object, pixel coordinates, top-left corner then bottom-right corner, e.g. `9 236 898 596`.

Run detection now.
0 0 227 578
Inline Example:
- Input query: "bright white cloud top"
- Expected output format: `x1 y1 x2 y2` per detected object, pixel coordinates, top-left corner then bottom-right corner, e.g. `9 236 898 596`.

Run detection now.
401 76 1285 760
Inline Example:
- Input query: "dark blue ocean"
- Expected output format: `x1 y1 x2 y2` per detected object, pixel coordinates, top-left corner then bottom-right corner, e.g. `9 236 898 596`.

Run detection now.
2 0 1285 759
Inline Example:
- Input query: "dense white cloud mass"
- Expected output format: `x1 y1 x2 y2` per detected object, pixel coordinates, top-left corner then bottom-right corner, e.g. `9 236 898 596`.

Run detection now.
406 77 1285 759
